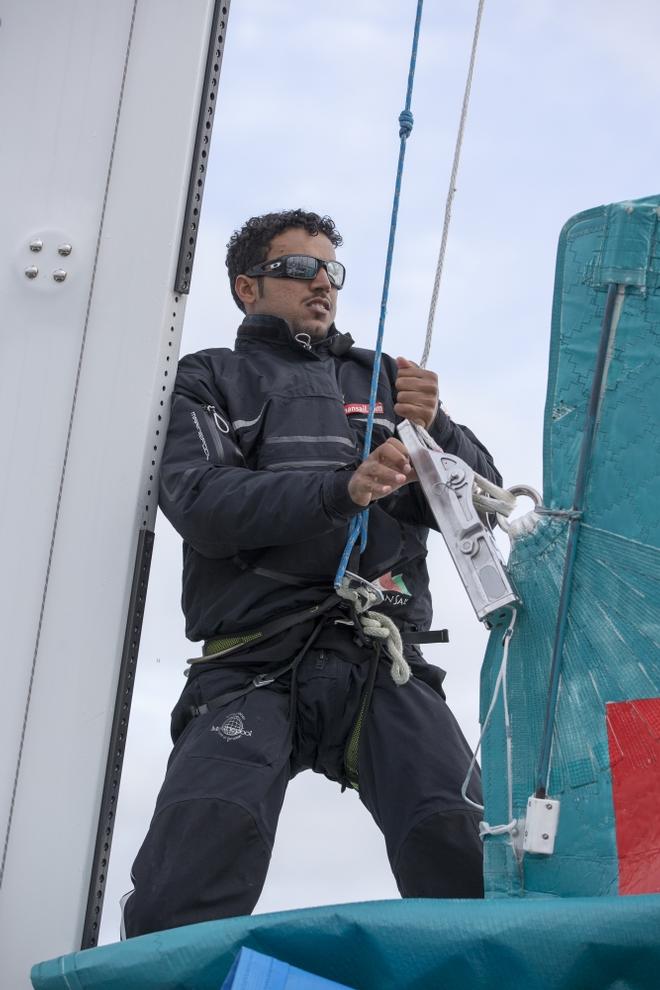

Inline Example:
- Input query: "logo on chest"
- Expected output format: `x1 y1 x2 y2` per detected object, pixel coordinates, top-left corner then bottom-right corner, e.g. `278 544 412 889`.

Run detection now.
344 402 384 416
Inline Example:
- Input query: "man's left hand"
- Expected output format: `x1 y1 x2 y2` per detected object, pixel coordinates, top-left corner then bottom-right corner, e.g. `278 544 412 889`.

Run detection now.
394 356 439 430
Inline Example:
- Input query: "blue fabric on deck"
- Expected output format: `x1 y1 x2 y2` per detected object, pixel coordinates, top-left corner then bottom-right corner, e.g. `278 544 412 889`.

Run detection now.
221 946 354 989
32 896 660 989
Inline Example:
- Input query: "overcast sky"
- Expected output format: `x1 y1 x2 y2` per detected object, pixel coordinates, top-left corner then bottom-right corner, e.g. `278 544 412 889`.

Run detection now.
101 0 660 942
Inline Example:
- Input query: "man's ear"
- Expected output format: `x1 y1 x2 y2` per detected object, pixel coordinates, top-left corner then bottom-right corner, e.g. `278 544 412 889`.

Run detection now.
235 274 258 309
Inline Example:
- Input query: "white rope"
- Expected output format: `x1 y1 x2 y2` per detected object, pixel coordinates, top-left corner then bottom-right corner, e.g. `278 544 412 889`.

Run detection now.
479 819 517 838
361 610 411 685
472 472 518 517
503 511 541 539
420 0 487 368
336 578 411 684
336 576 383 615
461 608 517 829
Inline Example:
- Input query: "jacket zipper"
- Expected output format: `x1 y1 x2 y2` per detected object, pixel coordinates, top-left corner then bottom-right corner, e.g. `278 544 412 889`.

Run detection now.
205 404 230 434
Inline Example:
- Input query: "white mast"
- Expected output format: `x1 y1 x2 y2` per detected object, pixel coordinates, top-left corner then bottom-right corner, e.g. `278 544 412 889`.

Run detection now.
0 2 229 984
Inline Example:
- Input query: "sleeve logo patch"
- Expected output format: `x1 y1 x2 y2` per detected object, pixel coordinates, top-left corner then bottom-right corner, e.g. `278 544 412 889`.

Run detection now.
190 411 210 461
344 402 384 415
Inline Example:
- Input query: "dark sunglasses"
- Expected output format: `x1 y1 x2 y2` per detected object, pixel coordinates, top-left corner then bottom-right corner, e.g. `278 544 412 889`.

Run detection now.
246 254 346 289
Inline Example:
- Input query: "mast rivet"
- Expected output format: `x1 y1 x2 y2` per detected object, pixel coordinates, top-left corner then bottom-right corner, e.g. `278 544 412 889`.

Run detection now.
25 266 39 279
53 269 67 282
29 239 43 252
58 244 72 256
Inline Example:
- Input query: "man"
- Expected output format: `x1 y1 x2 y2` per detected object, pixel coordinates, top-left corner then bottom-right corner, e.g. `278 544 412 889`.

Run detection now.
123 209 500 937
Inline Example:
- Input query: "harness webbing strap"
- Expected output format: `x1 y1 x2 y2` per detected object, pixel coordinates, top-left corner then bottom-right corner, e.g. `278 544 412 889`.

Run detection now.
202 631 262 656
402 629 449 644
200 618 449 662
189 620 327 719
189 593 340 665
343 643 382 791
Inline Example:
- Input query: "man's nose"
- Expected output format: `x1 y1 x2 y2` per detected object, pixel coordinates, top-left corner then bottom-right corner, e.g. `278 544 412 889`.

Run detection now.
310 264 332 290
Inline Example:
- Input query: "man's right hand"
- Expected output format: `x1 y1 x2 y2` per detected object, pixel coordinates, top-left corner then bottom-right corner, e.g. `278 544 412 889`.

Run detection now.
348 438 415 507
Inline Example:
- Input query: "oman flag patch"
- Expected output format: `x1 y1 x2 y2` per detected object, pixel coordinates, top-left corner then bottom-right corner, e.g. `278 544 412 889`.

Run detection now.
374 571 411 604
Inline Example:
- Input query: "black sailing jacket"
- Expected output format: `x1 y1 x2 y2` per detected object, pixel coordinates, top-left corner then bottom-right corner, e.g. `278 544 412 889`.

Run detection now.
159 315 502 643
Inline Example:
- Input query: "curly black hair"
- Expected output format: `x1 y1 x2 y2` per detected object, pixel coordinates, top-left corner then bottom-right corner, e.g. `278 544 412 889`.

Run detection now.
226 209 343 312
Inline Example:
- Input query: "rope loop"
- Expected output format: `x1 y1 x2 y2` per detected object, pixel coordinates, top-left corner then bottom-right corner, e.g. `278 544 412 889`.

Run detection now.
336 572 383 614
336 577 410 684
479 819 519 840
398 109 414 138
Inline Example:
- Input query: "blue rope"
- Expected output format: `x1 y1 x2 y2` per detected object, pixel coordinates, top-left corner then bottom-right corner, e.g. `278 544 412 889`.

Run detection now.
334 0 425 589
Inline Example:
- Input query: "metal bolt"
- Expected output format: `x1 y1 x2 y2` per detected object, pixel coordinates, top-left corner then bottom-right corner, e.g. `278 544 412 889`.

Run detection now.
29 239 43 252
25 266 39 279
546 803 553 810
58 244 72 256
542 833 549 840
52 269 67 282
460 539 474 555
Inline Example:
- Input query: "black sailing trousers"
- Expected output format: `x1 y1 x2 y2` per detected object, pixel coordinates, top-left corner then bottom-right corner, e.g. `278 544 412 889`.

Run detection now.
123 637 484 937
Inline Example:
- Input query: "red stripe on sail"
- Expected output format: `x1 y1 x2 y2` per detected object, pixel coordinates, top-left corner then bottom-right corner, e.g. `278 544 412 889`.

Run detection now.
606 698 660 895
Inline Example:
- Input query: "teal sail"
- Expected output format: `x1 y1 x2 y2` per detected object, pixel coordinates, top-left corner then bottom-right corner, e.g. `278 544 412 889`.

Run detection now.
481 195 660 898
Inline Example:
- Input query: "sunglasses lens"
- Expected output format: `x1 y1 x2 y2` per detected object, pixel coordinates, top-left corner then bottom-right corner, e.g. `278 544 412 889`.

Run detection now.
285 255 318 279
326 261 345 288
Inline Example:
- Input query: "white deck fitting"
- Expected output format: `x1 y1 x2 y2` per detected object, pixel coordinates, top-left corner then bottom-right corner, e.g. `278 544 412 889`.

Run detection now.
0 1 220 984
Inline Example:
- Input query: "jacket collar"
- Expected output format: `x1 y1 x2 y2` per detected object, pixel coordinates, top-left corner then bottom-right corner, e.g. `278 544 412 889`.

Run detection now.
236 315 353 356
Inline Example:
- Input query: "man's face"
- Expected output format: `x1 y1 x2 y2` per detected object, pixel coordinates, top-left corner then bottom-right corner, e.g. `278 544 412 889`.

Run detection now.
240 228 339 339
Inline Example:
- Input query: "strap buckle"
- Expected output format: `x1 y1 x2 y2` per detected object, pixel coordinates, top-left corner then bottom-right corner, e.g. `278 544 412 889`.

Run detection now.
339 571 385 613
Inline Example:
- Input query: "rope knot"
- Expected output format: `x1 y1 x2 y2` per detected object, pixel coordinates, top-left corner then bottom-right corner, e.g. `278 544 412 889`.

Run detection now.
398 109 414 138
362 610 411 685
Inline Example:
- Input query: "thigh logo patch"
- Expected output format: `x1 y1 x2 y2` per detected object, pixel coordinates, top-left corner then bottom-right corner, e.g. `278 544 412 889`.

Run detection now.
211 712 253 742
